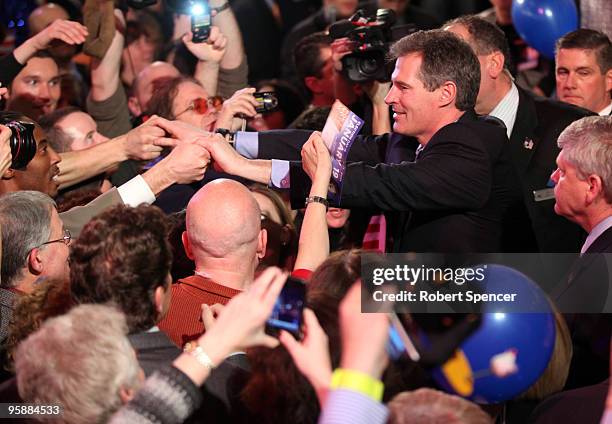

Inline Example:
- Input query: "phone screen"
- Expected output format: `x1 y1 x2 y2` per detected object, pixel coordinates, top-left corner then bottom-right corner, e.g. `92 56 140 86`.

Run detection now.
266 277 306 339
191 5 211 43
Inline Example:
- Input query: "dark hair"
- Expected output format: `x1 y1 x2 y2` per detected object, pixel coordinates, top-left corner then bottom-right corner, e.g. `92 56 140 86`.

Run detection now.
294 32 331 81
240 291 341 424
255 79 306 125
291 106 331 131
166 209 194 281
390 30 480 111
146 75 200 119
556 29 612 73
38 106 82 153
445 15 513 72
308 249 361 302
69 204 172 333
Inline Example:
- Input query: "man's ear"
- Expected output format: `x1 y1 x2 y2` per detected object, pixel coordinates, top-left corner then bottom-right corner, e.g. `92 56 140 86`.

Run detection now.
127 96 142 117
119 385 137 404
2 167 15 180
154 285 165 314
182 231 195 260
586 174 604 204
257 228 268 259
27 248 44 275
438 81 457 108
304 76 322 94
487 51 505 79
604 68 612 93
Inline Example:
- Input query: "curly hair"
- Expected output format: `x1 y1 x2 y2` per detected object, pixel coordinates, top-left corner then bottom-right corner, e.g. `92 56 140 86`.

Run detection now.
69 204 172 333
5 277 72 371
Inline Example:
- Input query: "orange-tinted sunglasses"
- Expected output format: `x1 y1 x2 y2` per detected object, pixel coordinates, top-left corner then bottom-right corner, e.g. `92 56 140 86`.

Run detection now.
175 96 224 118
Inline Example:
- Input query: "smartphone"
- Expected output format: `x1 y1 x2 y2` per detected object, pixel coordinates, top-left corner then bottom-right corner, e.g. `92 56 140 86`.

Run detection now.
265 276 306 340
191 2 211 43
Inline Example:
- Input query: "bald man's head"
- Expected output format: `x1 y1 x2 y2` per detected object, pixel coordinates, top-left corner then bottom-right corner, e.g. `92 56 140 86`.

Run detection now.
185 180 265 261
28 3 69 35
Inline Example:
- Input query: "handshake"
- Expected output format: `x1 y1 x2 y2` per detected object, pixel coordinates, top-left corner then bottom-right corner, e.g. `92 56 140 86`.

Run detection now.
147 116 333 191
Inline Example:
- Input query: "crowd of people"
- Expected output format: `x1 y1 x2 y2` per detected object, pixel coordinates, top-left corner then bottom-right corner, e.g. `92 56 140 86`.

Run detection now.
0 0 611 423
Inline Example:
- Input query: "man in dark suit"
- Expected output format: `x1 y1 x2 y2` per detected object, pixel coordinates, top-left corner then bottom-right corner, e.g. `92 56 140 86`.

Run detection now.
549 116 612 389
444 15 594 255
201 30 516 253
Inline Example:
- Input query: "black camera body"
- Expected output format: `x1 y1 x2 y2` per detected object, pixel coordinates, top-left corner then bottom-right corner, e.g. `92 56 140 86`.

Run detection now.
330 9 417 83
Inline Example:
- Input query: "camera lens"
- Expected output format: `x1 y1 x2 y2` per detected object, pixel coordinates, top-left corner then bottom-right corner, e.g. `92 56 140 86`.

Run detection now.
358 57 380 76
254 92 279 114
7 121 36 170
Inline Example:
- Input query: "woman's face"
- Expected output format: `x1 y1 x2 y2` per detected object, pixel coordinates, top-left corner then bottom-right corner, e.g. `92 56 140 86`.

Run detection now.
253 192 283 225
326 208 351 229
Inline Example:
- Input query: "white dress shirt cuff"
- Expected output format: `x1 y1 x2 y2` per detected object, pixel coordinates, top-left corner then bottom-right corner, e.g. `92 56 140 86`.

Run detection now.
117 175 156 207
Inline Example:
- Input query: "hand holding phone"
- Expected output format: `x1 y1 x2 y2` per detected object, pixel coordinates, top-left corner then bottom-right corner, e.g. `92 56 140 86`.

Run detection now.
265 276 306 340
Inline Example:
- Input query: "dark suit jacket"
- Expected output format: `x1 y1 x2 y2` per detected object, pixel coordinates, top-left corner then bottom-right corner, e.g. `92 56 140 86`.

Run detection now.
554 225 612 389
276 110 516 253
505 87 593 253
529 379 608 424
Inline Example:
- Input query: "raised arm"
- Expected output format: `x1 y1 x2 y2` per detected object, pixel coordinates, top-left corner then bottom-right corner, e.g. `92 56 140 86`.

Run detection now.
293 132 331 271
89 10 124 103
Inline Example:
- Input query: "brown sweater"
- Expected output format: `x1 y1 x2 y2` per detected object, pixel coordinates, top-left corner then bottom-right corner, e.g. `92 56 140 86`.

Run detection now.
158 275 241 348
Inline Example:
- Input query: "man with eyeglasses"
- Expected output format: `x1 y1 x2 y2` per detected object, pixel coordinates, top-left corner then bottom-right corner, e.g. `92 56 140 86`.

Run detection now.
0 191 70 347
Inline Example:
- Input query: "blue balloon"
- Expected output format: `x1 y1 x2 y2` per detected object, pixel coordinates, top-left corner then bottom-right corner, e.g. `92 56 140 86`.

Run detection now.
432 265 556 403
512 0 578 59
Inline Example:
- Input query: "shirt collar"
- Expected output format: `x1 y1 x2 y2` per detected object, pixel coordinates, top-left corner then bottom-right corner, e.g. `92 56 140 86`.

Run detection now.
489 83 520 138
598 101 612 116
581 215 612 255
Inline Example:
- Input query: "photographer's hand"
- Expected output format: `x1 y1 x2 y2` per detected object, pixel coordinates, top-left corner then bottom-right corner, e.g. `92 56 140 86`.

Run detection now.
216 87 259 131
364 81 392 135
0 125 11 176
331 38 354 72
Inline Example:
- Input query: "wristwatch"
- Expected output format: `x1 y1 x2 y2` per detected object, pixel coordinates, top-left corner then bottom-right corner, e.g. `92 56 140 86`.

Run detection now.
211 2 230 15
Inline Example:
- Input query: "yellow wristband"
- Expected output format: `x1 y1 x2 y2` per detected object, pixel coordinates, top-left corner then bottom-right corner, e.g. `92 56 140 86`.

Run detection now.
330 369 384 401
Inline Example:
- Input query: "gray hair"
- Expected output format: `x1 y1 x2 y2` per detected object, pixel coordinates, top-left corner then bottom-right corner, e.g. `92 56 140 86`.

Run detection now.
0 191 56 288
388 388 492 424
557 116 612 203
15 304 142 424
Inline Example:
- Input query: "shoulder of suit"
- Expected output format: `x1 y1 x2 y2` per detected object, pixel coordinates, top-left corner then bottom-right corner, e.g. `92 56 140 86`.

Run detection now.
530 95 595 121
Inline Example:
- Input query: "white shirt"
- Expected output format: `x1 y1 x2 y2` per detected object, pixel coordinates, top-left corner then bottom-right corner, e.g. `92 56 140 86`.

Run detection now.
489 82 520 138
116 175 156 207
598 101 612 116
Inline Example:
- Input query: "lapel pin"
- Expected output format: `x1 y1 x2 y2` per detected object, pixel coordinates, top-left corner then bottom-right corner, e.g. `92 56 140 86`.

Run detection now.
523 138 534 150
